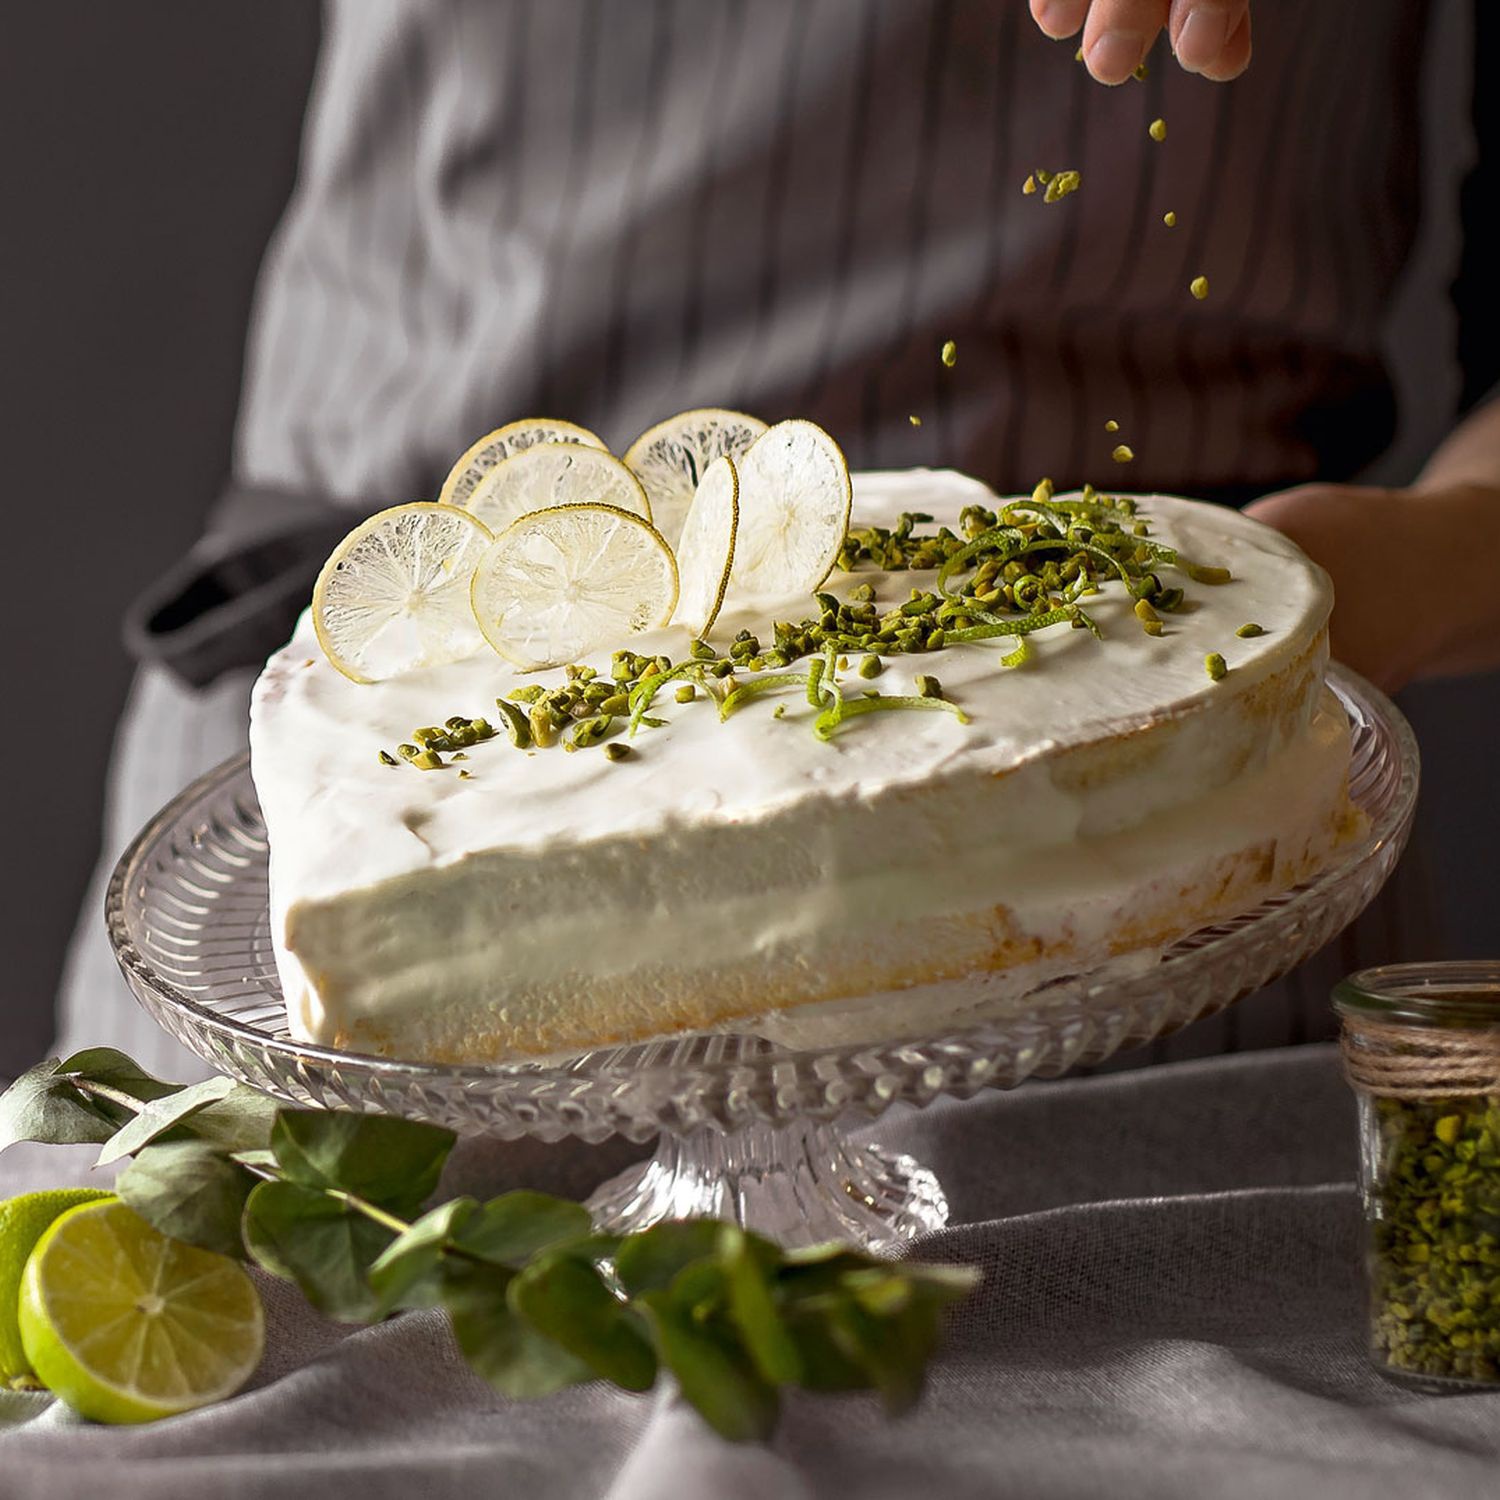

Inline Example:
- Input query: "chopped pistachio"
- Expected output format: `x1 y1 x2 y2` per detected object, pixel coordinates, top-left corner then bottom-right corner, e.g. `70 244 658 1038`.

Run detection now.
940 339 957 368
908 414 923 427
1190 275 1210 300
1163 210 1177 227
914 674 944 700
1105 419 1119 433
1148 117 1167 142
1236 622 1265 638
457 768 473 779
411 749 444 771
1132 60 1147 80
1022 173 1037 195
1204 652 1228 682
859 655 883 680
378 749 399 767
603 743 632 762
1112 444 1135 464
675 684 696 703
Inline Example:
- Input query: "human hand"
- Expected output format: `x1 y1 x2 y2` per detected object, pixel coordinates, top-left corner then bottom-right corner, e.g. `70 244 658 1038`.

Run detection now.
1029 1 1252 86
1243 481 1500 693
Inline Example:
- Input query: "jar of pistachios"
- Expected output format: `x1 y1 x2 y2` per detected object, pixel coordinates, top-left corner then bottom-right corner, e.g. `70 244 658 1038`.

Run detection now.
1337 963 1500 1388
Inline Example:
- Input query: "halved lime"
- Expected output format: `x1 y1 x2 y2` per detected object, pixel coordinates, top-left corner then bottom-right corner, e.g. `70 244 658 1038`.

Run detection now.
471 503 679 671
670 454 739 638
729 419 852 601
438 418 608 510
623 408 766 548
312 502 494 683
18 1199 264 1424
463 444 652 536
0 1188 113 1386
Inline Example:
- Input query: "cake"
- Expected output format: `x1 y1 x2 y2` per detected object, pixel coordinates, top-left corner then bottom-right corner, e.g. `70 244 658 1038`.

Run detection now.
249 469 1357 1063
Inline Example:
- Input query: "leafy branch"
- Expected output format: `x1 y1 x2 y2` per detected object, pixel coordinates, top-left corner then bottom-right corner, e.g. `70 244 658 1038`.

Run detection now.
0 1050 976 1440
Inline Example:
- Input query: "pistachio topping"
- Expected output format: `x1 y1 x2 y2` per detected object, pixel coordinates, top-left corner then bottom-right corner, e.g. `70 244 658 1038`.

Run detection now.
1163 210 1177 228
1148 117 1166 142
1111 444 1135 464
1205 652 1228 682
1236 622 1265 638
940 339 957 368
1190 275 1210 300
378 750 399 767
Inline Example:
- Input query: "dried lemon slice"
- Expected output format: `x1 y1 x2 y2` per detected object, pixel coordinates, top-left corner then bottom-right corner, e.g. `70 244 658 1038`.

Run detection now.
438 418 607 510
729 419 851 601
471 503 679 671
463 444 652 536
670 454 739 638
312 503 493 683
623 408 766 548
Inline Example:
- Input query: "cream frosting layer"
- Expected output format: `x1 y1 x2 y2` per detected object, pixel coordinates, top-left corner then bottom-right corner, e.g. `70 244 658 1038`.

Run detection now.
249 471 1348 1061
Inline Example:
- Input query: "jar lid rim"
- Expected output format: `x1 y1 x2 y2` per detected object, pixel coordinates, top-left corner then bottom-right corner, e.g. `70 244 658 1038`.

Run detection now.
1335 962 1500 1027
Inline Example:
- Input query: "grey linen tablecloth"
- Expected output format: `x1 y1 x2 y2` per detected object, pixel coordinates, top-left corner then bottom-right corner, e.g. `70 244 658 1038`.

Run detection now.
5 1043 1500 1500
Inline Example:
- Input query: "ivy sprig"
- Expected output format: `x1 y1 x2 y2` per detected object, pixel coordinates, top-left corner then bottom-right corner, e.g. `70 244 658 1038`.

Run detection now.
0 1050 977 1439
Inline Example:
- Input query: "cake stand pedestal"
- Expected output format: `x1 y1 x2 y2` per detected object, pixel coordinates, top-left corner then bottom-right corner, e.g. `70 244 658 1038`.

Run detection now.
107 667 1417 1252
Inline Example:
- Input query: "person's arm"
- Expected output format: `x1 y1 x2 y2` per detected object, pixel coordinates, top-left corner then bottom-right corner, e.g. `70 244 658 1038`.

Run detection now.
1028 0 1251 85
1242 403 1500 692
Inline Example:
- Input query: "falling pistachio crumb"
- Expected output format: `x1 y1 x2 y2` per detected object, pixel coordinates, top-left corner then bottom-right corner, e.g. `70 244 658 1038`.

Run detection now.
940 339 957 368
1112 444 1135 464
1190 275 1210 300
1205 652 1228 682
1236 622 1265 638
1043 170 1082 203
1163 210 1177 228
908 414 923 427
1022 173 1037 195
1105 419 1119 433
1148 118 1167 142
1132 60 1148 81
1074 46 1084 62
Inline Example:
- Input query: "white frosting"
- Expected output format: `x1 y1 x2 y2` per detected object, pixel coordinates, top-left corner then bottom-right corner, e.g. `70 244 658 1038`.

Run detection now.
249 471 1345 1059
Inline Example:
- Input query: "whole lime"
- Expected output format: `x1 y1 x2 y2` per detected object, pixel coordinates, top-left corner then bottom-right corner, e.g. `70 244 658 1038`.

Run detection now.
0 1187 112 1386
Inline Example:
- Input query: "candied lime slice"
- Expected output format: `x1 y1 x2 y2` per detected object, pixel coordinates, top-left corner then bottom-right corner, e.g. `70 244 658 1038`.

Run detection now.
623 408 766 548
438 417 608 510
729 419 851 601
464 444 651 536
669 454 739 638
312 502 494 683
471 503 679 670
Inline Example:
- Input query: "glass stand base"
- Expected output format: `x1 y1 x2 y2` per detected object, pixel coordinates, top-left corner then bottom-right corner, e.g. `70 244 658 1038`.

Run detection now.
585 1118 949 1252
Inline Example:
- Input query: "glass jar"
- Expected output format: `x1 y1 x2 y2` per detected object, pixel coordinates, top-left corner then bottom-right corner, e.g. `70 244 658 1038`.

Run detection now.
1337 962 1500 1388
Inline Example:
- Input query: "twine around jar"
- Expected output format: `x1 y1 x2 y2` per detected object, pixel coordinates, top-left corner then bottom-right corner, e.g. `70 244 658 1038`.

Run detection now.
1341 1017 1500 1099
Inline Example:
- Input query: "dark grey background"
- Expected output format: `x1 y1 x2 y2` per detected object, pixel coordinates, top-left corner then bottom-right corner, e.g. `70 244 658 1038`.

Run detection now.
0 3 1493 1082
0 2 320 1073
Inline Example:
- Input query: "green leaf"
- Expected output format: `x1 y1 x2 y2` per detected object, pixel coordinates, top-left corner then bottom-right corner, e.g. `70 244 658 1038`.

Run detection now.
442 1261 594 1398
183 1085 281 1153
116 1139 256 1258
0 1058 119 1151
454 1191 593 1269
825 1293 941 1416
639 1292 780 1442
242 1179 396 1322
719 1226 801 1385
55 1048 185 1106
368 1197 479 1314
613 1219 725 1296
269 1110 455 1213
509 1253 658 1391
94 1075 237 1165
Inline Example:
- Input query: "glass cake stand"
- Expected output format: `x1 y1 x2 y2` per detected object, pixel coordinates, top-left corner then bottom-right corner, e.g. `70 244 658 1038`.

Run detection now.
106 666 1417 1251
